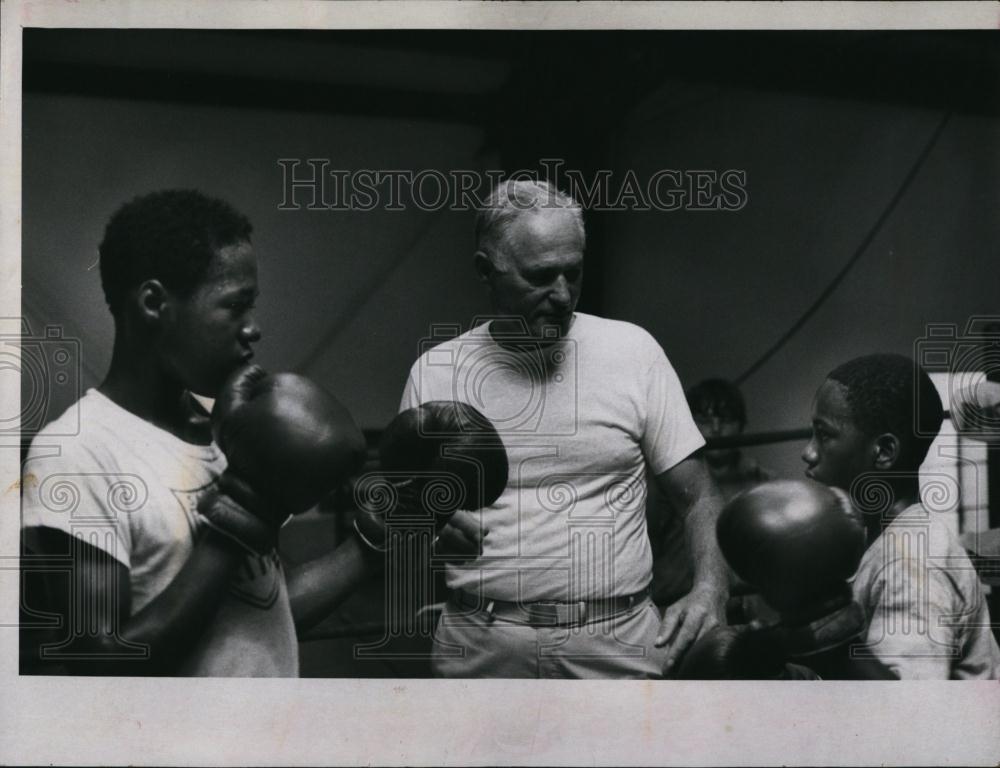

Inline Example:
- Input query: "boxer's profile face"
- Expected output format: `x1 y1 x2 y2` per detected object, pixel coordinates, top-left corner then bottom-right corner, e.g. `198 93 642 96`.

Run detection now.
487 208 583 339
802 379 875 492
158 239 261 397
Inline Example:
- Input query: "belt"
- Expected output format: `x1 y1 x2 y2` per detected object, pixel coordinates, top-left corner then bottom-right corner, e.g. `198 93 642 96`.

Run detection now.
450 586 651 627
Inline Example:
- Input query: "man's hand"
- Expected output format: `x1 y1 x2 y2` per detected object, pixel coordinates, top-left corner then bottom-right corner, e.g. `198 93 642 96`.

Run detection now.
433 509 488 562
655 583 727 674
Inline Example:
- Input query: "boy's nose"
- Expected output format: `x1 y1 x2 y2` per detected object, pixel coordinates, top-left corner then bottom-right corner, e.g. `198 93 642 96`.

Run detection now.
241 318 262 344
801 440 817 466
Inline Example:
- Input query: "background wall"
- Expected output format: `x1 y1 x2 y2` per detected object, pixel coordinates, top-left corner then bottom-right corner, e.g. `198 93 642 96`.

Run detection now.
22 92 497 428
603 81 1000 480
21 29 1000 490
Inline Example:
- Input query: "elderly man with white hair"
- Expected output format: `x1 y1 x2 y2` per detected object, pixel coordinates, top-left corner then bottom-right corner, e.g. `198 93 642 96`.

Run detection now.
399 179 728 678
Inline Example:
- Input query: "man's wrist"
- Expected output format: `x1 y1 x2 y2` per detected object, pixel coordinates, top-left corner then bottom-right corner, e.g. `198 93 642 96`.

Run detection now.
691 573 729 599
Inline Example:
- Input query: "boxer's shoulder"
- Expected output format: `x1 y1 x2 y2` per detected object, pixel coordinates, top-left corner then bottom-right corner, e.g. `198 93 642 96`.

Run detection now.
883 503 958 552
25 389 125 464
856 503 968 590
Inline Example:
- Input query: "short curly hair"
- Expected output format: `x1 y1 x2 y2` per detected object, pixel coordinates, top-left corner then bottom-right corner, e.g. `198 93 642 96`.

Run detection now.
827 353 943 471
686 378 747 428
98 189 253 316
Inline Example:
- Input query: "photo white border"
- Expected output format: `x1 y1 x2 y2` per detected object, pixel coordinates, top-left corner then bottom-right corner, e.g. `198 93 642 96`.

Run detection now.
2 2 999 765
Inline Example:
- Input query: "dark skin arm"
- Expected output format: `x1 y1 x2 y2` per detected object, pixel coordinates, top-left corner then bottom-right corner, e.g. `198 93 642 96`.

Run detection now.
284 535 373 635
286 510 486 634
652 454 729 673
22 524 243 675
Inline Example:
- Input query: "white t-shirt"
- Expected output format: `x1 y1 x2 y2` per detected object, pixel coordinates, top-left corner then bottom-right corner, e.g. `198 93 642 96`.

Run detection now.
21 389 299 677
851 503 1000 679
400 312 704 602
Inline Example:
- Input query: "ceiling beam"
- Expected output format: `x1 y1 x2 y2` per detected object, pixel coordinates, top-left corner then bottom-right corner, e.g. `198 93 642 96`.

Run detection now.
23 62 495 125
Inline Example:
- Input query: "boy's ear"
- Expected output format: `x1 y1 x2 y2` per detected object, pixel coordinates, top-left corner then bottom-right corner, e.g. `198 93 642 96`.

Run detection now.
872 432 901 471
135 279 169 325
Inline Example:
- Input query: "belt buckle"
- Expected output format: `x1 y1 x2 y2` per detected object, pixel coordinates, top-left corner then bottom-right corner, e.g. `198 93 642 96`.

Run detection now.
527 601 587 626
527 602 559 626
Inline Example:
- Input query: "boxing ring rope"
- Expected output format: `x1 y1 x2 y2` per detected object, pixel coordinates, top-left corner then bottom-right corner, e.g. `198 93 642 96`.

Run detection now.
701 427 810 449
366 418 948 453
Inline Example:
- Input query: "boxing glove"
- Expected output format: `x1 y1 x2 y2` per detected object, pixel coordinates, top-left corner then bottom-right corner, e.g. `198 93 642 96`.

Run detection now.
773 600 897 679
199 365 367 554
353 400 508 552
676 624 789 679
716 479 866 622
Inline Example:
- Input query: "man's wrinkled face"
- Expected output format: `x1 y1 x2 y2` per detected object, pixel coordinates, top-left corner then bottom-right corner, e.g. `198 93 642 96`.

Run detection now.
487 208 584 340
802 378 876 493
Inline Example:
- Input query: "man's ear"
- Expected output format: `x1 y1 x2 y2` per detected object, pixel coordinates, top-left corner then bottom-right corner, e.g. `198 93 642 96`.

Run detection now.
134 279 169 325
873 433 901 471
473 250 495 286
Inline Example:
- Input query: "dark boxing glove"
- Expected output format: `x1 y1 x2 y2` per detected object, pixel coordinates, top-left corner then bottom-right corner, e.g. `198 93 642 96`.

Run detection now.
713 481 896 679
353 400 508 553
716 479 866 623
199 365 367 554
676 624 791 680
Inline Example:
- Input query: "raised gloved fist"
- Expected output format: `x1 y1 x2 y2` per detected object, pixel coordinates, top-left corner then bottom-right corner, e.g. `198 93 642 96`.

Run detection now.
353 400 508 553
199 365 366 554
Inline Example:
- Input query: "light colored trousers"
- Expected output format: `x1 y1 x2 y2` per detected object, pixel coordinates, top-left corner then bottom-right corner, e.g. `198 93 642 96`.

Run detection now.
431 598 669 679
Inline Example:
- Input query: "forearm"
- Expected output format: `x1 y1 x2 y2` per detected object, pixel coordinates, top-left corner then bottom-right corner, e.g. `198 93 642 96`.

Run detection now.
685 488 729 595
653 458 729 598
97 529 243 674
285 535 375 634
652 462 730 658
